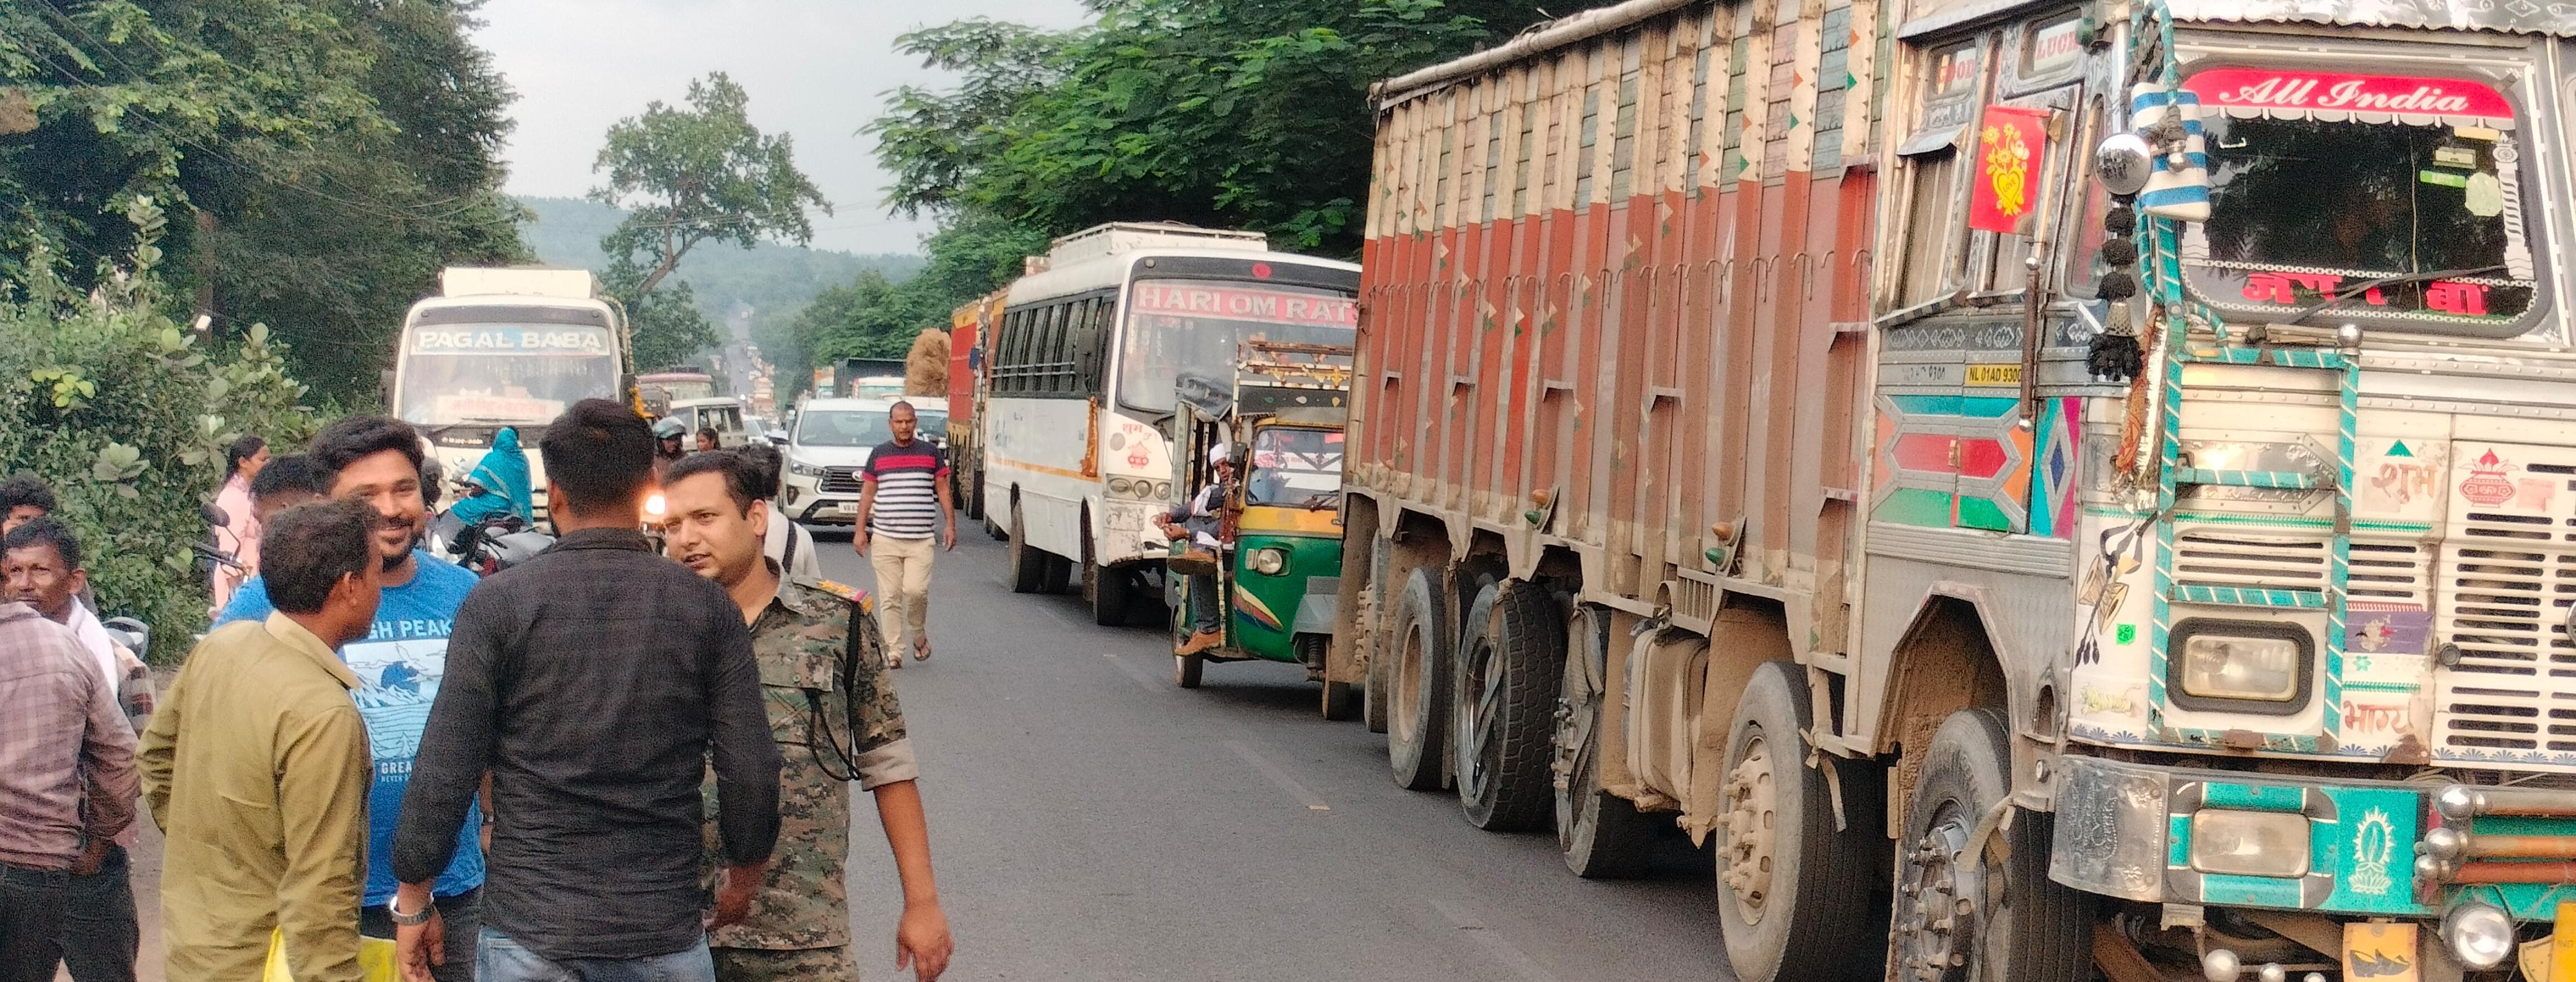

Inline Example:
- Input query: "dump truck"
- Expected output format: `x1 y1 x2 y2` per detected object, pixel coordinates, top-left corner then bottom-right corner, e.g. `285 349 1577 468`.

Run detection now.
1336 0 2576 978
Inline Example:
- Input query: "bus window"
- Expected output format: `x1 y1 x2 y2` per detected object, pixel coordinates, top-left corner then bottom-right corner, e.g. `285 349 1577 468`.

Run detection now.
1118 280 1359 415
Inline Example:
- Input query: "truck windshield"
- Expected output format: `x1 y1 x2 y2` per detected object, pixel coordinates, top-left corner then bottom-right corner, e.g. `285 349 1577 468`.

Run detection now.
1120 279 1357 415
396 324 619 426
1246 425 1344 507
2180 67 2539 334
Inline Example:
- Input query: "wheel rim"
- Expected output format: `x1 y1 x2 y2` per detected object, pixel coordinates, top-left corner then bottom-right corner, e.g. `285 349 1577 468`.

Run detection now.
1719 734 1779 924
1552 611 1601 843
1392 622 1426 745
1458 632 1504 804
1894 796 1983 982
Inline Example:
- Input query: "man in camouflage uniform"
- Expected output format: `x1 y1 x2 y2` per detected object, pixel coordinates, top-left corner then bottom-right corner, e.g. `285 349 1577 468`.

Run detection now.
659 451 955 981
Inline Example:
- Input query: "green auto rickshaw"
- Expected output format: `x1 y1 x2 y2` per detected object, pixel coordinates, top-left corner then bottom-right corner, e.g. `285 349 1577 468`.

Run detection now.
1164 340 1354 713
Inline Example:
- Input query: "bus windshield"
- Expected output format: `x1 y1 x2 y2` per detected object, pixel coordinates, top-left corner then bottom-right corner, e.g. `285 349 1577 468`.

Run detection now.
396 324 620 426
1246 425 1344 507
1119 279 1357 415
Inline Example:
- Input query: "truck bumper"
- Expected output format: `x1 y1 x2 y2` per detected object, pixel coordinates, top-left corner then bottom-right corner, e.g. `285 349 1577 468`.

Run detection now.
2054 755 2576 924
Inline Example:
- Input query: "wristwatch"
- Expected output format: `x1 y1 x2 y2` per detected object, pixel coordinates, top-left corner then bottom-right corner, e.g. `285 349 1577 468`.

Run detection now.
386 897 434 927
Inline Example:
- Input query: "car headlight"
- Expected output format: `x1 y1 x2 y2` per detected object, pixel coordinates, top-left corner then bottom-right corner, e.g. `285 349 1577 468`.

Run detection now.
2174 621 2307 704
2187 809 2308 878
2445 902 2515 969
788 459 824 478
1249 547 1289 576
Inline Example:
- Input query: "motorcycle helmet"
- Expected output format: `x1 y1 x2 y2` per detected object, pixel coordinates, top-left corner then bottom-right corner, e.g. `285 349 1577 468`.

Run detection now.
653 417 686 440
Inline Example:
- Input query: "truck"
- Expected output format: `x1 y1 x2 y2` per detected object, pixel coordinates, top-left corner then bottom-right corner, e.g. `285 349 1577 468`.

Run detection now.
1336 0 2575 979
391 267 632 519
948 290 1006 523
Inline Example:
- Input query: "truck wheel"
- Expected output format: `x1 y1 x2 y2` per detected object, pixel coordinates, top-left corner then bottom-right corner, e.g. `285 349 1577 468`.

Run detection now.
1892 709 2089 982
1453 580 1563 832
1362 543 1391 734
1385 567 1448 791
965 469 985 521
1554 604 1653 877
1007 500 1046 593
1304 634 1359 721
1718 661 1887 982
1175 652 1204 689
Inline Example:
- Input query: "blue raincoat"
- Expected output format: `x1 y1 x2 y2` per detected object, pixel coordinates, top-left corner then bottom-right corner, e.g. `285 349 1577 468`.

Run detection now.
448 426 533 526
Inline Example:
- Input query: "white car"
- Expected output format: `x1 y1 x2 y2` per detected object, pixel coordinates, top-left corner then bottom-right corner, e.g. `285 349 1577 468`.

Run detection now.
778 398 949 526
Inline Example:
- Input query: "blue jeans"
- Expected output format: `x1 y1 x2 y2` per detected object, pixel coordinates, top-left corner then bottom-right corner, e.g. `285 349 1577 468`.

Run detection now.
476 928 711 982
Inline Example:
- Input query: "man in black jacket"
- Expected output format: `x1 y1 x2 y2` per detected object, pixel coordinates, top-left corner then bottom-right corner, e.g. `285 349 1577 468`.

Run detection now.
391 399 782 982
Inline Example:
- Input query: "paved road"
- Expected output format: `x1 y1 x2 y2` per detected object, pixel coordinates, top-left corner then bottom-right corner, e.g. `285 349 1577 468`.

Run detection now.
86 530 1734 981
815 530 1733 981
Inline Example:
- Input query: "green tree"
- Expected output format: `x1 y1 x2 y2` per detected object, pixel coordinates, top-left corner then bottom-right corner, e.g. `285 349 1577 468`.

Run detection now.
591 72 827 368
0 199 320 656
1 0 526 404
871 0 1516 254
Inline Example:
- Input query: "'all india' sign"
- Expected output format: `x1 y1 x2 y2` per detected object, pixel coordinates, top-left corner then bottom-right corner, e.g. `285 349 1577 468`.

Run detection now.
2183 68 2515 128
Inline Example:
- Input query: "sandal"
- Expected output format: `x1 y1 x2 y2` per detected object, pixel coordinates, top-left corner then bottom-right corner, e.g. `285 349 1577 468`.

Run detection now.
913 638 932 662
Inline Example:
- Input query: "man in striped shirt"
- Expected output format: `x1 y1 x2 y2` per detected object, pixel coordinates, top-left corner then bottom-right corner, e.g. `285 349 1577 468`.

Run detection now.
854 401 956 668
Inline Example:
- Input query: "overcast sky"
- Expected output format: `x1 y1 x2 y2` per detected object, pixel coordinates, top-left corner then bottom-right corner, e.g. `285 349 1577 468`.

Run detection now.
472 0 1092 255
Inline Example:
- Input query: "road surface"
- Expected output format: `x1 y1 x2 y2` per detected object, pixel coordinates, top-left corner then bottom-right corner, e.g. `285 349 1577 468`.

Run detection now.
87 530 1738 981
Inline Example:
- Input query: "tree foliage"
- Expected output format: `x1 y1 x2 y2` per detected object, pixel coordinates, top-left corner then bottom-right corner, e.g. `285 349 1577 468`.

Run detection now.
590 72 828 369
0 199 319 657
0 0 526 405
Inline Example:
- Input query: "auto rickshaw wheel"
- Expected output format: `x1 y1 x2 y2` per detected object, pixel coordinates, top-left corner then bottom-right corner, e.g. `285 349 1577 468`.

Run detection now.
1174 652 1205 689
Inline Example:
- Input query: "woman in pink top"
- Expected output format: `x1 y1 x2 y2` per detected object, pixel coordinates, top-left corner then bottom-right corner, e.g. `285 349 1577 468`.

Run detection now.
209 435 268 610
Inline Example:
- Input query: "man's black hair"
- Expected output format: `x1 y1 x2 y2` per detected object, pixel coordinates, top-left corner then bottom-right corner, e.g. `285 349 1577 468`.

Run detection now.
0 473 57 515
310 415 425 483
540 399 656 513
261 500 378 615
736 441 785 500
2 516 82 571
664 450 758 515
250 453 333 505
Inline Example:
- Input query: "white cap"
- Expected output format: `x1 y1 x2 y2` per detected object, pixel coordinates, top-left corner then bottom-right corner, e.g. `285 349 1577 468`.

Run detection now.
1208 442 1231 466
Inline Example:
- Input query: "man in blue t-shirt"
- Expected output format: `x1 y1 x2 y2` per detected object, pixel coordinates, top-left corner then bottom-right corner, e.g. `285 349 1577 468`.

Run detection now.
217 416 485 981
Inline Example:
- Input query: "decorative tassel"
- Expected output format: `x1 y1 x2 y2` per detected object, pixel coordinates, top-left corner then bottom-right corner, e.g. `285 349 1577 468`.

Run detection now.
2128 84 2211 222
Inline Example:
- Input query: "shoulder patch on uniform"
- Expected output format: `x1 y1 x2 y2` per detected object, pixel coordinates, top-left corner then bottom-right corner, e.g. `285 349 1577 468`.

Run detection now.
794 577 872 611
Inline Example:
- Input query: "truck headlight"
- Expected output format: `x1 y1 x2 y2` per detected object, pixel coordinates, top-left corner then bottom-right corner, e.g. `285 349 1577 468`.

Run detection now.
2445 902 2515 969
788 459 824 478
1250 547 1289 576
2188 809 2309 878
2172 620 2308 706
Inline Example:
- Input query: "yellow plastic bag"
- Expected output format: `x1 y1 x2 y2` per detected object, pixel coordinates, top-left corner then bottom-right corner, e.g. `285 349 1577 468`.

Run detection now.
261 928 399 982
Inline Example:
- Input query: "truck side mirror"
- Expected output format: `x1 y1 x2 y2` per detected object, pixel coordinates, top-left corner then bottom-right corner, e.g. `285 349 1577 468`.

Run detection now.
2095 133 2153 197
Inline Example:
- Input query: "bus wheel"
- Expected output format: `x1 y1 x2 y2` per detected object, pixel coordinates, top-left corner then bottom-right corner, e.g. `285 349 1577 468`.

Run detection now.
1386 567 1448 791
1554 603 1651 877
1892 709 2089 982
1041 552 1073 594
1007 500 1047 593
1718 661 1887 982
1453 580 1562 832
1175 652 1204 689
1085 536 1131 626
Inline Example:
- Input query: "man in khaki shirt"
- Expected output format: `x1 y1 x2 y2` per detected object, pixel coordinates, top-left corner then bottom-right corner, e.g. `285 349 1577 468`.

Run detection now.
139 500 386 982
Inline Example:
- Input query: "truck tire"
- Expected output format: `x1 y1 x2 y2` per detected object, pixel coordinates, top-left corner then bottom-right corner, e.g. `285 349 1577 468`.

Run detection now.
1385 567 1448 791
1718 661 1887 982
1042 552 1073 595
1007 500 1046 594
1452 580 1564 832
1361 541 1392 734
1302 634 1360 720
1555 604 1653 877
1893 709 2090 982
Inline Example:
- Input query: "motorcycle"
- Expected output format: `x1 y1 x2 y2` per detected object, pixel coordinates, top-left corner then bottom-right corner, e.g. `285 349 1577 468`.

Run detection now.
428 508 554 578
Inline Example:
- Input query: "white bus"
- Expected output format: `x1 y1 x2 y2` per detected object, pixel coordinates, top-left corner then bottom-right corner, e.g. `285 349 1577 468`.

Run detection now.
985 223 1360 625
391 267 630 519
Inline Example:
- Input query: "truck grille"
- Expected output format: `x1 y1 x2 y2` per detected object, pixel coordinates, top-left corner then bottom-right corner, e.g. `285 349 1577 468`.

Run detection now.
819 467 866 495
2172 529 2329 592
2434 448 2576 762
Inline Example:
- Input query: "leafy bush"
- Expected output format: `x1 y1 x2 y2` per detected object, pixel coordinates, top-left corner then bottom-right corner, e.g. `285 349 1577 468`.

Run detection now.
0 199 321 659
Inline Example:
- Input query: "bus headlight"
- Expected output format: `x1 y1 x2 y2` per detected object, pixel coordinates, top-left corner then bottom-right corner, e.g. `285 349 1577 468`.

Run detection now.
2187 810 2308 878
1250 547 1290 576
1109 477 1138 497
1155 480 1172 498
2172 621 2308 706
